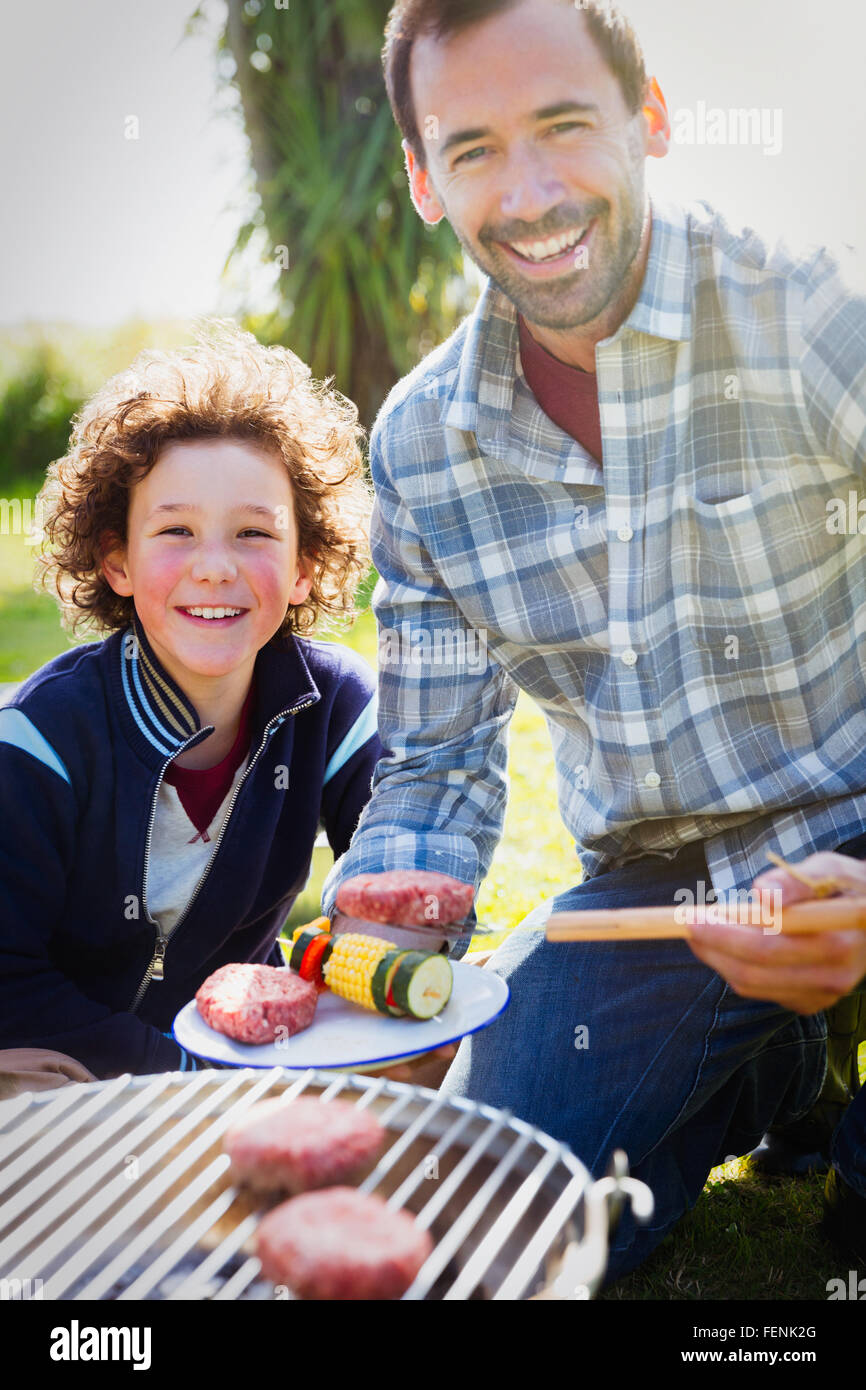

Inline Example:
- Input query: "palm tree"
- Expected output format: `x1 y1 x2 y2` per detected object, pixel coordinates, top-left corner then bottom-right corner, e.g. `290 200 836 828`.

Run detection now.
217 0 470 427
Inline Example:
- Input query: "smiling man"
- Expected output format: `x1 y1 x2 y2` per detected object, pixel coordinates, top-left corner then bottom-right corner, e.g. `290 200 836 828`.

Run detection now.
400 3 660 369
322 0 866 1282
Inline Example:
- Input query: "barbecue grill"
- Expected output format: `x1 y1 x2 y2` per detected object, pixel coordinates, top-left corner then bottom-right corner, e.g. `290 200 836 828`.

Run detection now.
0 1068 653 1301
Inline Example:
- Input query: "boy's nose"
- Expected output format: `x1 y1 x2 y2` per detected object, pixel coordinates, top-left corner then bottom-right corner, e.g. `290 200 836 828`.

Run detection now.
189 544 239 583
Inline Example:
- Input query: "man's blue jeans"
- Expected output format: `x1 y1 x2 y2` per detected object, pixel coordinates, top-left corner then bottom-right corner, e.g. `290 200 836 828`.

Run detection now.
442 835 866 1284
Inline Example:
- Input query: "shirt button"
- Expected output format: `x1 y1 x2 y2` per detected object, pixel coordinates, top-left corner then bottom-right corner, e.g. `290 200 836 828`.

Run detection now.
644 770 661 789
617 525 634 542
621 649 638 666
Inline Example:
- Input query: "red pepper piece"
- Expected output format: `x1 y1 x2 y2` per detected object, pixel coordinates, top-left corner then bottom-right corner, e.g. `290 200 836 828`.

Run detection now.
300 932 332 991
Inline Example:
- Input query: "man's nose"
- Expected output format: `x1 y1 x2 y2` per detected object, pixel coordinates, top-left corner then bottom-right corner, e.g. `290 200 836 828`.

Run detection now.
498 147 567 225
189 542 238 583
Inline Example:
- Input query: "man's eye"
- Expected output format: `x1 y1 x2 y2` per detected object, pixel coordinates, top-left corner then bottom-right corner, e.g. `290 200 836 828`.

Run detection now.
454 146 490 166
549 121 590 134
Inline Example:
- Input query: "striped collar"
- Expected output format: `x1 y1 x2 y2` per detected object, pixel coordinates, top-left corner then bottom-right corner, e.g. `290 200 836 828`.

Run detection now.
115 617 320 767
118 619 201 759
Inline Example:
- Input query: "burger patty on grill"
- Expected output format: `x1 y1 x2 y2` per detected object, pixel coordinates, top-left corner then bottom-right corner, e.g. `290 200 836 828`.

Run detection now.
335 869 474 927
257 1187 433 1299
195 963 318 1045
224 1096 386 1193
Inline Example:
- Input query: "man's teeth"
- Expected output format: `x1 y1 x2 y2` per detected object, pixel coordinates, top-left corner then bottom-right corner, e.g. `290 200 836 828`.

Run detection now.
184 607 244 619
509 226 587 263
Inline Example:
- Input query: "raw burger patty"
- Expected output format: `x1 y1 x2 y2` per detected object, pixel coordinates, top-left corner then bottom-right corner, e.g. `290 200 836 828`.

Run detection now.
224 1097 386 1193
195 963 318 1045
257 1188 433 1300
335 869 474 927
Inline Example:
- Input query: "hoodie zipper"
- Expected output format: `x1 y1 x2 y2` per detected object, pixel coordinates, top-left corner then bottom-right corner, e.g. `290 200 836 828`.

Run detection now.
129 698 317 1013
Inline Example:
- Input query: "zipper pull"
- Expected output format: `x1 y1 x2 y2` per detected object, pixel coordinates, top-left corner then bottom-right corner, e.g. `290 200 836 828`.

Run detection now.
151 937 167 982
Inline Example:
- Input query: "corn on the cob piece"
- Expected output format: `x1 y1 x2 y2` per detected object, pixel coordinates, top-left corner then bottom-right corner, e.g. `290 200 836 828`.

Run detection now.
322 932 397 1013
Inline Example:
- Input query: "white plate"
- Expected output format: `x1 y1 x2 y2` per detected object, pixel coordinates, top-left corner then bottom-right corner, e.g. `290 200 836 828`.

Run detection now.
172 961 510 1071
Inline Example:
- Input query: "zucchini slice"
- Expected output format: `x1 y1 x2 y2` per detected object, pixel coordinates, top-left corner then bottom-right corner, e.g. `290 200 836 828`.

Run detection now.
370 949 409 1017
391 952 453 1019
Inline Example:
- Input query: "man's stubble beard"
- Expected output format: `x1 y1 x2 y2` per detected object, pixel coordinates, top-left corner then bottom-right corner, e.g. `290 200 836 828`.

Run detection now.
440 165 647 332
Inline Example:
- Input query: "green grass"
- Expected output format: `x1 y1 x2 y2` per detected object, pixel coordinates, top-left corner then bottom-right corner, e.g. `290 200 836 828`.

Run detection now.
601 1152 863 1301
2 506 864 1301
0 480 87 683
0 588 84 684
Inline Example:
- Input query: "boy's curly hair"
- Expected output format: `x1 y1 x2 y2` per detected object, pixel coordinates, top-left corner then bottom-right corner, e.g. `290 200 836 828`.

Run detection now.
37 320 373 638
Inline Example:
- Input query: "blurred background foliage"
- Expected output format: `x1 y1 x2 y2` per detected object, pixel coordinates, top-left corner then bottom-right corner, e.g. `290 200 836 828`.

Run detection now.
213 0 474 428
0 321 201 495
0 349 82 494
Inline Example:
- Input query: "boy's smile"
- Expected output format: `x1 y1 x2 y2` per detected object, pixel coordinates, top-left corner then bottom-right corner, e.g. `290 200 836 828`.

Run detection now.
178 606 247 624
102 437 312 708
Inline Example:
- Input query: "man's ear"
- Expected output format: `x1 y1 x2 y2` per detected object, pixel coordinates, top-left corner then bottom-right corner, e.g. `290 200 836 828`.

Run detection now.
101 533 134 597
642 76 671 158
404 140 446 226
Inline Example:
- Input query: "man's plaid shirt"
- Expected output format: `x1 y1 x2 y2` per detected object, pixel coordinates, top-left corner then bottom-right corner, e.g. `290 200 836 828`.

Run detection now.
323 195 866 919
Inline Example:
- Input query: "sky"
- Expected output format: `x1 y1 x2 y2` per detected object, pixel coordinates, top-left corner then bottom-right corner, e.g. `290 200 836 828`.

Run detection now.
1 0 864 328
0 0 255 327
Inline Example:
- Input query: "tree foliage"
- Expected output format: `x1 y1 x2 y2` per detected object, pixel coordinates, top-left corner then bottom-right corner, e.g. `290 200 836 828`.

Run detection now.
218 0 471 427
0 351 83 492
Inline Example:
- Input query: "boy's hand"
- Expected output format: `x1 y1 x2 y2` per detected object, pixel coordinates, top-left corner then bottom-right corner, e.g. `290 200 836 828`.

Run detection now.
687 852 866 1015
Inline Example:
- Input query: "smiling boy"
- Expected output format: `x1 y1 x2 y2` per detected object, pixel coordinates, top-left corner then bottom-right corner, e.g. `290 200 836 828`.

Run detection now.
102 436 312 774
0 323 382 1078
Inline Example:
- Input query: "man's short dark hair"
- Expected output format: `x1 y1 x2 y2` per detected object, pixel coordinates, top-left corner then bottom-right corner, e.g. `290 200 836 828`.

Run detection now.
383 0 648 166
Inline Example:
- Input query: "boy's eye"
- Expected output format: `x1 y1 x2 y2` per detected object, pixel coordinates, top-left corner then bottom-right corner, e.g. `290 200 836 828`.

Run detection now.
156 527 276 538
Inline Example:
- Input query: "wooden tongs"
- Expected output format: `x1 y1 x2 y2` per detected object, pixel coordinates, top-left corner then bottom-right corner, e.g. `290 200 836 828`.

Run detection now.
545 851 866 941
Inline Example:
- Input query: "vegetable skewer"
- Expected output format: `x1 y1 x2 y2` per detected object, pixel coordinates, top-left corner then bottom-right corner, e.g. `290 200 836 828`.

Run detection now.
287 921 453 1019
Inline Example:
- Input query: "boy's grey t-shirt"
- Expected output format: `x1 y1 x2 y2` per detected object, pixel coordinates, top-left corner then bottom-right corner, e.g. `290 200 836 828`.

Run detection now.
146 758 249 932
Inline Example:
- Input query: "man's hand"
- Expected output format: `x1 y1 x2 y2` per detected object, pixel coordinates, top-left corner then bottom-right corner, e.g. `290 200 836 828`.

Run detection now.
372 1044 457 1086
687 852 866 1014
365 953 493 1085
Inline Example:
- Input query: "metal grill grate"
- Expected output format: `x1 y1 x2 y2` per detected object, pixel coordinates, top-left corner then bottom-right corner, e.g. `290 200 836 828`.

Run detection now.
0 1068 607 1301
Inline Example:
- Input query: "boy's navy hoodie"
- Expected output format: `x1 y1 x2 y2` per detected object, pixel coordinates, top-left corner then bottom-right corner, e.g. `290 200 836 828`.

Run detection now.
0 619 383 1078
